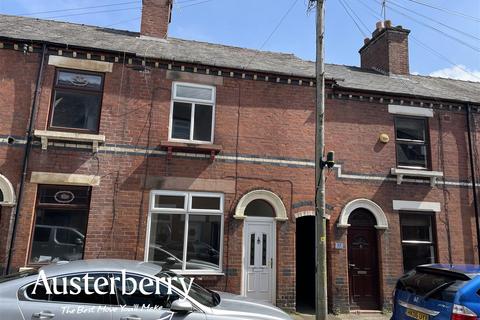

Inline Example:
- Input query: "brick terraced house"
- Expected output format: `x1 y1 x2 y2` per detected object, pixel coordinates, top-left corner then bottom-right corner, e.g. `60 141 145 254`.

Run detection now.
0 0 480 313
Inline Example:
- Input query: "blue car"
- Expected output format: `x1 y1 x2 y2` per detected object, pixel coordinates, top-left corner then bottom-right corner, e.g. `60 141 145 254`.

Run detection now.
392 264 480 320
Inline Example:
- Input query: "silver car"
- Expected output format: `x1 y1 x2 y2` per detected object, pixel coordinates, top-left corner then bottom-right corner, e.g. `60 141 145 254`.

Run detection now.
0 259 292 320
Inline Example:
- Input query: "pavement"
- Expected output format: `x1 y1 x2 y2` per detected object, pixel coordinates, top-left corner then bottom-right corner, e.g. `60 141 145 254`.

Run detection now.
289 312 391 320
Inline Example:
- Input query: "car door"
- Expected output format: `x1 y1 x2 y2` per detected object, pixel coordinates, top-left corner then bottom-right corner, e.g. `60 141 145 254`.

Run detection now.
112 273 205 320
18 273 114 320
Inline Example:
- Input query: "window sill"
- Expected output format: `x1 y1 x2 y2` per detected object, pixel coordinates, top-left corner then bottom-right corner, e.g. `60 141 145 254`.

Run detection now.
390 168 444 187
173 270 225 276
34 130 105 152
160 141 222 160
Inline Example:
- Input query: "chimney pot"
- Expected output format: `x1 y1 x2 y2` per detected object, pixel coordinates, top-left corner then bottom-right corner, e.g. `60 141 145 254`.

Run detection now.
376 21 384 30
364 38 370 45
385 20 392 28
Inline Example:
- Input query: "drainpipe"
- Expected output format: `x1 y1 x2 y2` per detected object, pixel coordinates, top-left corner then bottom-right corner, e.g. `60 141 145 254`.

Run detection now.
5 43 47 274
466 104 480 263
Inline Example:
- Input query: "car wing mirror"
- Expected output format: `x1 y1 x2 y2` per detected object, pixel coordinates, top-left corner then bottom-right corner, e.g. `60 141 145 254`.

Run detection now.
170 299 193 314
75 238 84 246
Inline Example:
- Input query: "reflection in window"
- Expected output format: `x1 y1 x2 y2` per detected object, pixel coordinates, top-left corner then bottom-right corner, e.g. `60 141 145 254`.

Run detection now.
148 191 223 272
395 117 429 168
30 185 90 264
244 199 275 217
170 83 215 143
401 213 436 271
50 70 104 133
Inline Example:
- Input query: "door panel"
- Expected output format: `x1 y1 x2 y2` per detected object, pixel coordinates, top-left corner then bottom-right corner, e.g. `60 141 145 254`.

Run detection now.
347 227 380 310
244 220 274 302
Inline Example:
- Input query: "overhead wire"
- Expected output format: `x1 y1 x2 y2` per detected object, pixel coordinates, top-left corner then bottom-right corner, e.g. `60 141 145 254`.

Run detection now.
372 0 480 52
338 0 369 37
243 0 300 69
355 0 480 81
396 0 480 23
14 1 139 16
389 0 480 42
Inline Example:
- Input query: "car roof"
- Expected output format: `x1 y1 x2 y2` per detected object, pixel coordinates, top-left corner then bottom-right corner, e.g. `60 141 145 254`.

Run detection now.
39 259 162 277
419 264 480 276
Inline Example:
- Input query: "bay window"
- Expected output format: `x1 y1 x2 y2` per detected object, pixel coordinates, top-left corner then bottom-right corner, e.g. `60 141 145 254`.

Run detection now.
147 191 223 273
169 82 216 143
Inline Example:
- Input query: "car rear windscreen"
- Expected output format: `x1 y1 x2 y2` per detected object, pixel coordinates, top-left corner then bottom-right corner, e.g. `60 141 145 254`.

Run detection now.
396 269 470 303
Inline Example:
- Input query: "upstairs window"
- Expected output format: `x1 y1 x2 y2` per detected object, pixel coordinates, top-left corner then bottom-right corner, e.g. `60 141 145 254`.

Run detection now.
169 82 216 143
49 69 104 133
395 117 429 169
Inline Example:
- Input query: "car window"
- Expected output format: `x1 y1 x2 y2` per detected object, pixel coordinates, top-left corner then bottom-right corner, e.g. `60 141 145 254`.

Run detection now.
33 227 51 242
50 273 116 305
25 281 49 301
158 271 219 307
397 269 469 303
55 228 83 245
114 273 179 309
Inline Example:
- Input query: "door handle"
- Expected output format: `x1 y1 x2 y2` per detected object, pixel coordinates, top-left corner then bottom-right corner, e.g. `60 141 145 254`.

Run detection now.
32 311 55 319
120 316 142 320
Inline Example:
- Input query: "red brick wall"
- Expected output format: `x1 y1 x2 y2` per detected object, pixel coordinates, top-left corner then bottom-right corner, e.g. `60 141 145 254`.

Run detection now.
0 47 479 313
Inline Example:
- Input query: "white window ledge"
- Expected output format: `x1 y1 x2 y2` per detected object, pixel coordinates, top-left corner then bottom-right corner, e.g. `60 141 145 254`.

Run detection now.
392 200 441 212
34 130 105 152
390 168 443 187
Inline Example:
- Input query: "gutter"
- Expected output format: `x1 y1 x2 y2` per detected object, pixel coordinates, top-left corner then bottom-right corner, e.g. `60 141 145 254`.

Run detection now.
5 43 47 274
466 104 480 263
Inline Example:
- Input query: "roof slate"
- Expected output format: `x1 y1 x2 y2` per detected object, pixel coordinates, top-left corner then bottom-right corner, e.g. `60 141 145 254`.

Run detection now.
1 14 479 103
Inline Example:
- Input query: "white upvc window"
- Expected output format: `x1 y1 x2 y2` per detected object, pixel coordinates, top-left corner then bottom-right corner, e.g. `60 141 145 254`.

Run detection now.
169 82 216 144
146 190 224 274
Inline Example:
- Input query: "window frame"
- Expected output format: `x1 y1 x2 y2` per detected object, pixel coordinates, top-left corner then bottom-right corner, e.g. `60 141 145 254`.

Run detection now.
28 185 92 265
48 68 105 134
146 190 224 275
399 211 438 272
168 82 216 144
394 116 431 170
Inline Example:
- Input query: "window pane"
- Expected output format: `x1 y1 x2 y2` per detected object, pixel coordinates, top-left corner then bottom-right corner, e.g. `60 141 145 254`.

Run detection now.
262 234 267 266
250 233 255 266
402 244 435 271
50 273 114 305
148 214 185 269
396 118 426 141
172 102 192 139
176 85 213 101
191 196 221 210
57 71 102 91
244 199 275 217
0 189 3 202
402 214 433 242
38 186 90 206
193 104 213 142
397 143 427 167
185 215 221 270
25 281 48 301
154 195 185 209
51 90 101 131
30 209 88 263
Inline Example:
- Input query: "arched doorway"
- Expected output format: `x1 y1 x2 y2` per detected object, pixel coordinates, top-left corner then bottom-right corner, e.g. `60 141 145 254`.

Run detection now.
347 208 380 310
234 190 287 304
296 214 315 313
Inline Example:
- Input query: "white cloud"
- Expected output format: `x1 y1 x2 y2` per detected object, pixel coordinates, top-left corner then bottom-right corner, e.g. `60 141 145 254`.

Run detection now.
429 65 480 82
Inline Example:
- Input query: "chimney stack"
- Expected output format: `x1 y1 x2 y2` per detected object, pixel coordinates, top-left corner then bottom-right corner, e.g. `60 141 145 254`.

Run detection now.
141 0 173 39
359 21 410 75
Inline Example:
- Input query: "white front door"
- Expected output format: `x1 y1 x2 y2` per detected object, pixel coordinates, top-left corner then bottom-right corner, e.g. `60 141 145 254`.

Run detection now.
244 218 275 303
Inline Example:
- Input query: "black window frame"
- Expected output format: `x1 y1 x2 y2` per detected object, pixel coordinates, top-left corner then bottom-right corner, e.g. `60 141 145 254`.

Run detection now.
400 212 438 272
28 185 92 265
48 68 105 134
394 116 430 169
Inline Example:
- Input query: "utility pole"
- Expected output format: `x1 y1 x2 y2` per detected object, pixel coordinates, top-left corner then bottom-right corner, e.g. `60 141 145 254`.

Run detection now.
314 0 328 319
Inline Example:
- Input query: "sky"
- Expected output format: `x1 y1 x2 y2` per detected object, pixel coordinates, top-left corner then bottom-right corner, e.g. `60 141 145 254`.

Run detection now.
0 0 479 81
